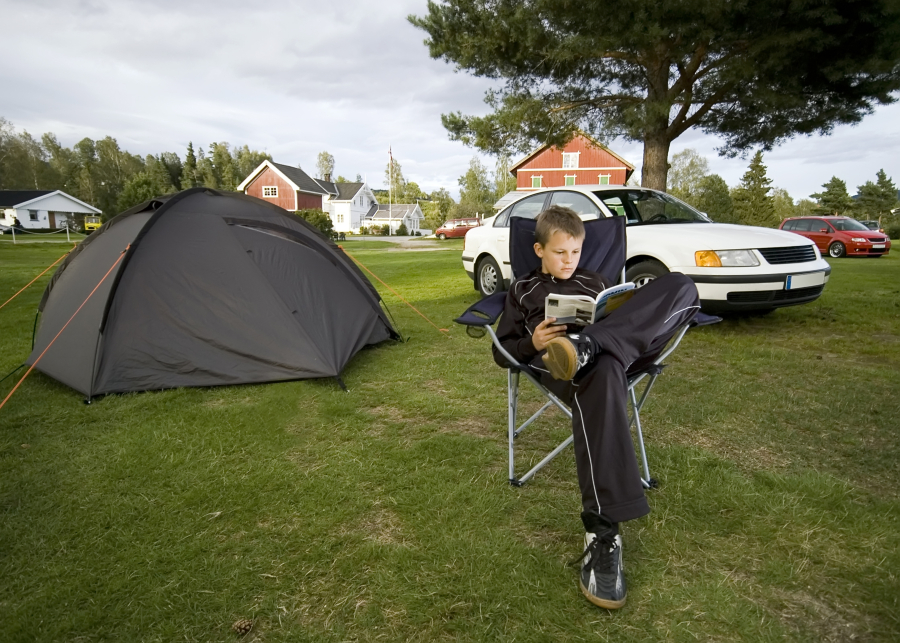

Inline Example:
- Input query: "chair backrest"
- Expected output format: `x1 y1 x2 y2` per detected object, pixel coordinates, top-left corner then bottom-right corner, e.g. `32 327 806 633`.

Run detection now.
510 215 627 285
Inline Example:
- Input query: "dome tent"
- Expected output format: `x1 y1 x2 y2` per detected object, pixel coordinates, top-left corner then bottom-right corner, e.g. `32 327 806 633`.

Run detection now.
28 188 399 398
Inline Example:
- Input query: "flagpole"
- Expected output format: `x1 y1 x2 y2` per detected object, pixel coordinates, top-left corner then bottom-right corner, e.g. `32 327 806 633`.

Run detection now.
389 146 393 236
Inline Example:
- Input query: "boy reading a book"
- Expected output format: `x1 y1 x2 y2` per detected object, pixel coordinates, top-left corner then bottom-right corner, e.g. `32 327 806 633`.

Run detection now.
493 205 700 609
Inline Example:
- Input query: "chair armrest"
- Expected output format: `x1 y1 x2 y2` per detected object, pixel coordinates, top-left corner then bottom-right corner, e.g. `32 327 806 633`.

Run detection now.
454 291 507 327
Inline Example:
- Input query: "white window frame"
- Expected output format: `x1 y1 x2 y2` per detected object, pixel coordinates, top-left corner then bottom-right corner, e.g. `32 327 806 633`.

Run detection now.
531 175 543 188
562 152 580 169
29 209 38 221
598 174 611 185
564 175 577 186
262 186 278 198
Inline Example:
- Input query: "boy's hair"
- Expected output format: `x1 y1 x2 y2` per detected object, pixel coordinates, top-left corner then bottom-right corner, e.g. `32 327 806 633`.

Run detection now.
534 205 585 245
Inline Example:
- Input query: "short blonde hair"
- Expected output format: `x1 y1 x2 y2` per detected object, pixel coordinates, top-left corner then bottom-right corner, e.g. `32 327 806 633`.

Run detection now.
535 205 585 245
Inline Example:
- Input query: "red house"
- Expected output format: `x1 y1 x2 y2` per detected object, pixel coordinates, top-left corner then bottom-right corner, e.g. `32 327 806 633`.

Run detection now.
510 134 635 190
237 160 332 211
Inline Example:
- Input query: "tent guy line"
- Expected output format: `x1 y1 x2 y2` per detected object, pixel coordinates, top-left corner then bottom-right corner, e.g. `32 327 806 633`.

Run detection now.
0 246 129 412
0 248 73 311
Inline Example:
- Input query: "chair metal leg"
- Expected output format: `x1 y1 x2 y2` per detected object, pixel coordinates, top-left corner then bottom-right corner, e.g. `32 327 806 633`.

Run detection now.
508 370 519 484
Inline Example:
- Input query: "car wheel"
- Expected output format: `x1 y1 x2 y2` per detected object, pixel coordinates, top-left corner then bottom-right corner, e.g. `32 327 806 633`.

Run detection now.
828 242 846 258
437 233 446 240
476 256 502 297
626 260 669 288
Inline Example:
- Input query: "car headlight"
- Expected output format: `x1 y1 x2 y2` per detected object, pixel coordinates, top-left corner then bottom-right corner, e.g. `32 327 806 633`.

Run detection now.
695 250 760 267
850 237 867 242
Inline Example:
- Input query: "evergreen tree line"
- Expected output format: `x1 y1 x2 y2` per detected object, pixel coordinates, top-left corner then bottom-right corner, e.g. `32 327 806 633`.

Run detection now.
668 149 900 229
0 117 271 220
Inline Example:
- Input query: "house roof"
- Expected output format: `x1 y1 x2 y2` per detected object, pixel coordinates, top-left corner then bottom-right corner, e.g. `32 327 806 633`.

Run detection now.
271 162 336 195
366 204 423 220
509 133 636 174
0 190 54 207
334 182 365 200
0 189 101 213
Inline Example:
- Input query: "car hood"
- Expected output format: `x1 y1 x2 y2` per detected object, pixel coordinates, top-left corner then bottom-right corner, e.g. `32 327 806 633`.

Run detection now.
630 223 814 249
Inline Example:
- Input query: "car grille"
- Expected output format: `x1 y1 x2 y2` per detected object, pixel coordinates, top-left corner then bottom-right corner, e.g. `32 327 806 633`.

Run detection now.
727 285 824 303
758 246 817 264
870 236 888 243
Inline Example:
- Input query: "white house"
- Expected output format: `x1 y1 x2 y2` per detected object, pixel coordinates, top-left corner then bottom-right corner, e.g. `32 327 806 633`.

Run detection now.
237 161 378 233
364 203 425 235
319 181 378 233
1 190 101 230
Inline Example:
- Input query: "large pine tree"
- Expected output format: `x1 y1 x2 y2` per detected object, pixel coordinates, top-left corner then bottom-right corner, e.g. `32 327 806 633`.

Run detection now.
812 177 854 216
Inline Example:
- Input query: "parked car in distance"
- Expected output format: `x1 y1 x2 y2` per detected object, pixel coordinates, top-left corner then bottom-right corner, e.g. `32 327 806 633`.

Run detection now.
859 220 885 233
462 186 832 314
780 216 891 258
435 218 481 240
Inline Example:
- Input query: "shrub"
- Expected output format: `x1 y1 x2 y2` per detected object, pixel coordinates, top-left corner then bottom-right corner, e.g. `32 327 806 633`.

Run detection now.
884 219 900 240
380 225 390 236
397 223 409 236
358 226 369 235
293 209 334 238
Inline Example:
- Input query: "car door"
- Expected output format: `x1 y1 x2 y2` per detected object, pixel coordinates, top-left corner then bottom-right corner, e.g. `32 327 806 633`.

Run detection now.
494 192 550 267
806 219 834 251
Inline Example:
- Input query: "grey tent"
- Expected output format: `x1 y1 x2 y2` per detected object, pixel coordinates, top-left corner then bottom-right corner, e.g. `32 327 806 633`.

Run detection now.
28 188 398 398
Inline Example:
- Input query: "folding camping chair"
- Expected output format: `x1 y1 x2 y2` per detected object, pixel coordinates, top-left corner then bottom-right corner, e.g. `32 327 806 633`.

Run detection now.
455 215 719 488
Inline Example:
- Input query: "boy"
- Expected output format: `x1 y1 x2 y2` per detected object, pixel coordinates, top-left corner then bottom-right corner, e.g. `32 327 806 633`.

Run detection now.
493 205 700 609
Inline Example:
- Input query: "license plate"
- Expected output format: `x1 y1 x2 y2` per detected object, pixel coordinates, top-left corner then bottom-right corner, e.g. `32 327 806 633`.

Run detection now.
872 244 885 249
786 272 826 290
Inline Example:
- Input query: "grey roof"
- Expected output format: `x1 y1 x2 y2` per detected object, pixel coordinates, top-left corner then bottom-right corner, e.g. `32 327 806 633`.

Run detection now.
0 190 54 207
366 204 423 220
314 178 338 194
334 182 365 200
271 162 334 196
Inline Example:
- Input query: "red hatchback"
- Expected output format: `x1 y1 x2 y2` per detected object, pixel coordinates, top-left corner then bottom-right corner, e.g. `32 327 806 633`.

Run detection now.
435 218 481 240
780 216 891 258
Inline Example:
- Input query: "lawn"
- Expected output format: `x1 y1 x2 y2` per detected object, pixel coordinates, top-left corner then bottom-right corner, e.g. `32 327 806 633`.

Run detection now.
1 237 898 642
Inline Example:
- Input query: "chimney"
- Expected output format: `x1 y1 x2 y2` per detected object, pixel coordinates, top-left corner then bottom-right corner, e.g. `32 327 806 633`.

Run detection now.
324 172 332 182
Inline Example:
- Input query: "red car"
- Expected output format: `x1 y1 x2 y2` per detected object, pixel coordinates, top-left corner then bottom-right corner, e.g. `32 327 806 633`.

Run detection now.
780 216 891 258
435 218 480 239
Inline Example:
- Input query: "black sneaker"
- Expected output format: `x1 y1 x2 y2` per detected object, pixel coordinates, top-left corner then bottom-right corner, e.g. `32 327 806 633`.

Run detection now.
574 524 627 609
542 333 595 380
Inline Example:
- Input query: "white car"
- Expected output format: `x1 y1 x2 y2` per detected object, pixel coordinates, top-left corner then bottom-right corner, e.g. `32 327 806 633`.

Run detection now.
462 186 832 314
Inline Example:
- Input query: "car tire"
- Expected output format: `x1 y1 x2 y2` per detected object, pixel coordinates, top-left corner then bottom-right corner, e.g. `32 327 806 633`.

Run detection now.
437 233 446 240
828 242 846 258
476 256 502 297
626 260 669 288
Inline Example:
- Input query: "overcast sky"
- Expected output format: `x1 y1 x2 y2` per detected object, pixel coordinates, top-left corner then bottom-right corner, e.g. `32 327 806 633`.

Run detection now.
3 0 898 201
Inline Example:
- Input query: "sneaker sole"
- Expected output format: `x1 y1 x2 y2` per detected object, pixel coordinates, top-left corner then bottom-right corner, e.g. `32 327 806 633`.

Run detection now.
543 338 578 380
579 579 626 609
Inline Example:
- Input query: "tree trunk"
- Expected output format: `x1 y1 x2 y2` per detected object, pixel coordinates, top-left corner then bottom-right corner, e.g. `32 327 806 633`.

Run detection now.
641 132 671 191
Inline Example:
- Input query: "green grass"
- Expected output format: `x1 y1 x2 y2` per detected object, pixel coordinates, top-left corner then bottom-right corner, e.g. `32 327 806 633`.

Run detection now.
1 240 898 641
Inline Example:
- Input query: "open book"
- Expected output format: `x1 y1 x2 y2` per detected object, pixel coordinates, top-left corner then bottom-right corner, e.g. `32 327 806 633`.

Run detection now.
545 283 636 325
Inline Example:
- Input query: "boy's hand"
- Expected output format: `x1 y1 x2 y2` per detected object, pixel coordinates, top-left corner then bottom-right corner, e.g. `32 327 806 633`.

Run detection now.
532 318 567 352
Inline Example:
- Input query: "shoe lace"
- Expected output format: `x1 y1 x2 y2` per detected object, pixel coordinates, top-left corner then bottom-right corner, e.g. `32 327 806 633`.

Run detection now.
569 532 617 574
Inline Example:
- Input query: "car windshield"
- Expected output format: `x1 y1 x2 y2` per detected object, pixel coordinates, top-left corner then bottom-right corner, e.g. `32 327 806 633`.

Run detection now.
831 218 871 232
594 190 710 225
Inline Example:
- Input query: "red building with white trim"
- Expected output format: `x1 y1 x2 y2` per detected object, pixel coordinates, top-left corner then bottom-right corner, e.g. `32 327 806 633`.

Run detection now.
510 134 635 190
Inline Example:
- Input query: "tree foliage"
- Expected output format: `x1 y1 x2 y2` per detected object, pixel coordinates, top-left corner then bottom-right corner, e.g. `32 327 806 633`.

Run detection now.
457 157 495 216
316 151 335 179
695 174 734 223
668 149 710 204
731 151 777 227
812 177 854 216
410 0 900 190
0 117 270 220
854 169 899 219
294 208 334 238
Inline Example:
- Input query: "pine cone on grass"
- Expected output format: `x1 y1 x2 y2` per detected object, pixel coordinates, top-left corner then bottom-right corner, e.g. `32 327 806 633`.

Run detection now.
231 619 253 636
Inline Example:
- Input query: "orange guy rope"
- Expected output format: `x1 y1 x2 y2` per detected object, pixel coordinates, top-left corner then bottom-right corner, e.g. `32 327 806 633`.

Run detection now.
0 246 129 411
340 246 450 335
0 249 71 311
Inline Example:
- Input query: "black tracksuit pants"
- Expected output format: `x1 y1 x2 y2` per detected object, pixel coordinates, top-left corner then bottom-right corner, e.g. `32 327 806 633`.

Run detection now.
528 272 700 523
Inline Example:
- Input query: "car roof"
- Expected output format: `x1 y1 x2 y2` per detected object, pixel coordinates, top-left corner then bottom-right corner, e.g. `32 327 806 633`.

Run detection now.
499 184 663 210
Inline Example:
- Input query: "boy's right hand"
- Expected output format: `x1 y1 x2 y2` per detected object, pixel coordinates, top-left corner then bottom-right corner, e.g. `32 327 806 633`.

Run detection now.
532 318 568 352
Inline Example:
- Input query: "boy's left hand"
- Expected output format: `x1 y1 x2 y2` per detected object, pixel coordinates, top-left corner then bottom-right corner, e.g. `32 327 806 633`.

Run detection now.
532 317 568 352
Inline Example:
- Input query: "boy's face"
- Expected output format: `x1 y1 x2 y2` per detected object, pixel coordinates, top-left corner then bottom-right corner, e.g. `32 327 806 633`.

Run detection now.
534 230 584 280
